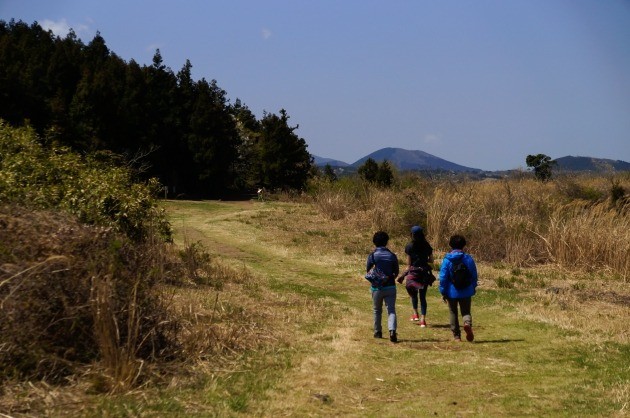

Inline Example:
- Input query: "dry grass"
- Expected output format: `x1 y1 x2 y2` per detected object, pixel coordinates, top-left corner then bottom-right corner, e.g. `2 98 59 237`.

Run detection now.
0 204 279 415
479 264 630 345
309 174 630 280
2 181 629 415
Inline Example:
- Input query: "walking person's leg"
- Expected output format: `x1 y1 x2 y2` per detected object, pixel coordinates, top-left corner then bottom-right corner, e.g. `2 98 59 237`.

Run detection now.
419 286 428 327
460 297 474 342
383 287 398 342
447 298 461 340
372 289 384 338
406 286 419 321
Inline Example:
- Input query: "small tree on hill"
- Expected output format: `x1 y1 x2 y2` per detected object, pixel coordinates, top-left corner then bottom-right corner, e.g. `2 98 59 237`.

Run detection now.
376 160 394 187
323 163 337 182
358 158 379 183
358 158 394 187
526 154 556 182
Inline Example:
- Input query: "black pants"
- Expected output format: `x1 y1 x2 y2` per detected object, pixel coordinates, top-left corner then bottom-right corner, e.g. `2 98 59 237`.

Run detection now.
447 297 472 337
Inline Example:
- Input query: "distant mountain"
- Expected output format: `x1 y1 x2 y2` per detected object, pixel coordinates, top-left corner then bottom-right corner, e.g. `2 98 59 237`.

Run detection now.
312 155 350 167
554 156 630 172
351 147 481 172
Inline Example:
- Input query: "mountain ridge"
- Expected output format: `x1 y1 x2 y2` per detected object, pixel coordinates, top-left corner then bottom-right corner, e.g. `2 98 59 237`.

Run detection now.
312 147 480 172
351 147 480 172
312 148 630 173
554 156 630 172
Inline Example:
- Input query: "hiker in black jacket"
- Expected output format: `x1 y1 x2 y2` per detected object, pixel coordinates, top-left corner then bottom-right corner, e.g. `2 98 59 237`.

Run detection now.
399 225 434 327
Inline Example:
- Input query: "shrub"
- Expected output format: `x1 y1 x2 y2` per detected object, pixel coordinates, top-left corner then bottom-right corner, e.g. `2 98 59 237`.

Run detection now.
0 121 176 390
495 277 515 289
0 121 171 241
0 205 175 387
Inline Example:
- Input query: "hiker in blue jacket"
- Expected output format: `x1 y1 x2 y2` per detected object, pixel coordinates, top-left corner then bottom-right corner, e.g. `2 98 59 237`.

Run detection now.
439 235 478 342
366 231 400 342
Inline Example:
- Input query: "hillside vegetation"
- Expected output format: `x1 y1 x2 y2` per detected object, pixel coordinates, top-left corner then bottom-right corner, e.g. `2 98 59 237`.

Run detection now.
0 122 262 409
0 121 174 387
1 122 628 415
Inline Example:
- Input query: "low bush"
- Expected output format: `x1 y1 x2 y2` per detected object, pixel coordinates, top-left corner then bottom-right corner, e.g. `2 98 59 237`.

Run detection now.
0 205 175 388
0 122 180 391
0 121 171 241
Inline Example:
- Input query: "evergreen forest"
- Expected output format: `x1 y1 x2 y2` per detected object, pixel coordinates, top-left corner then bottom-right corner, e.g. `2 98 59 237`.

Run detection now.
0 20 314 198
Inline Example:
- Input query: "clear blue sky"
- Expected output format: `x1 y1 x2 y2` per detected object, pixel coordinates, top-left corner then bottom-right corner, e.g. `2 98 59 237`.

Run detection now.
2 0 629 171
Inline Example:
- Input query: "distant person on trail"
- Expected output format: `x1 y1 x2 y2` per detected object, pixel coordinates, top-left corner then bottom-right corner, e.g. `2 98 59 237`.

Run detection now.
365 231 400 343
438 235 478 342
397 226 435 327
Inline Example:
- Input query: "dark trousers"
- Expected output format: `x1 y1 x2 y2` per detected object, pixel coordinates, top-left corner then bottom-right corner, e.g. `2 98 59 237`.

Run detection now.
406 286 428 315
447 297 472 337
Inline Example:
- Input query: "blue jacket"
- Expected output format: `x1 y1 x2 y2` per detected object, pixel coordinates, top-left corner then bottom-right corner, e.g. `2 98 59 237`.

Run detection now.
438 250 478 298
366 247 399 289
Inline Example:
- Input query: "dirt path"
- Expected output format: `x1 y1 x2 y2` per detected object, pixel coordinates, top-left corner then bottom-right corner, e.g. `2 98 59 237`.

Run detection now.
163 200 628 416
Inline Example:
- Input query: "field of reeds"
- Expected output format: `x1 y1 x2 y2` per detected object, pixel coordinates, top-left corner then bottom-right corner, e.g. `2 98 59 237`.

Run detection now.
308 172 630 279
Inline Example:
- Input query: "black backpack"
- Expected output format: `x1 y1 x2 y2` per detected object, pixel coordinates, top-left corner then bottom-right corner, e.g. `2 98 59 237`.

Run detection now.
451 259 471 289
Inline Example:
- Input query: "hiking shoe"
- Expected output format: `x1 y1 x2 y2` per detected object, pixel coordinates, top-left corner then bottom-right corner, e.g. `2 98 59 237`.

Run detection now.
464 324 474 342
374 331 382 339
410 314 419 321
389 330 398 343
454 336 462 342
419 319 427 328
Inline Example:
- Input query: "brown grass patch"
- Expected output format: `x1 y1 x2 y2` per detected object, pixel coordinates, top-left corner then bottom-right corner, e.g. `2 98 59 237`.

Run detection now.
308 174 630 280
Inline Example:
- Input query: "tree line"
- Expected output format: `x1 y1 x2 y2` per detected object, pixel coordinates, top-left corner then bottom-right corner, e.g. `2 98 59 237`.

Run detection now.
0 20 313 197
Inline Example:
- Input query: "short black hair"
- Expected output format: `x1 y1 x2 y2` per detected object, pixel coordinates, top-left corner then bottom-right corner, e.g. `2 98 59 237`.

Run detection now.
372 231 389 247
449 234 466 250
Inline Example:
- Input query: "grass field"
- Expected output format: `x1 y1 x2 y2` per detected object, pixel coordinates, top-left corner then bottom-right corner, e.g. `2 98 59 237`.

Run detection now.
146 199 628 417
3 197 626 416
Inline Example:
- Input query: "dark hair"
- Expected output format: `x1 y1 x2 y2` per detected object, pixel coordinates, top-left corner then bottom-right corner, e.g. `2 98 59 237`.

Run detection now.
410 230 433 255
449 234 467 250
372 231 389 247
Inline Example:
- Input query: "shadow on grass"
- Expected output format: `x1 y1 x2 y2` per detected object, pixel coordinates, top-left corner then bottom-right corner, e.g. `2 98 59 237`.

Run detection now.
397 338 446 344
395 337 525 345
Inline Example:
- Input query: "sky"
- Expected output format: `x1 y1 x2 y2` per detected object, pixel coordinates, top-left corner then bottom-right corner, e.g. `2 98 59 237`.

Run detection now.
1 1 629 171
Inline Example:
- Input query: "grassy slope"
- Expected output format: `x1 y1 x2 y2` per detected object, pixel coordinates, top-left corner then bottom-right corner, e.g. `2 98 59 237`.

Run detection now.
157 199 627 417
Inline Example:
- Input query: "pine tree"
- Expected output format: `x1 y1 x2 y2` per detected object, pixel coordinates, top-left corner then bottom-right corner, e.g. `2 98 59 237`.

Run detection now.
526 154 556 182
358 158 379 183
255 109 313 190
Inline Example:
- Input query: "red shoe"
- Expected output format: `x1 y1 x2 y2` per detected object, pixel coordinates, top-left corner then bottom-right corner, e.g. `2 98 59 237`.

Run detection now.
410 314 419 321
419 319 427 328
464 324 474 342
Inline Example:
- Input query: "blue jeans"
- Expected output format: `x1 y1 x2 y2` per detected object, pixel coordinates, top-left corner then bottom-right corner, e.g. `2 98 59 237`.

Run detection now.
372 286 397 333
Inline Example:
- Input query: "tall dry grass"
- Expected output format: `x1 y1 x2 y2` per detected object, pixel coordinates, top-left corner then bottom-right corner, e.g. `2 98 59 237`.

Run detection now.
308 174 630 280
